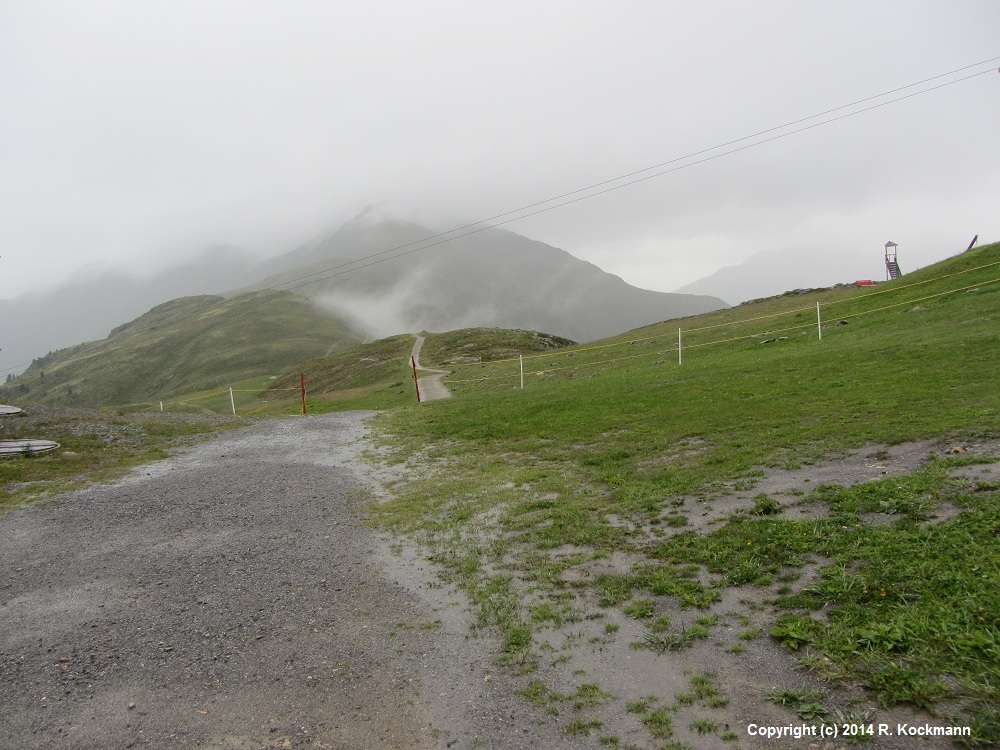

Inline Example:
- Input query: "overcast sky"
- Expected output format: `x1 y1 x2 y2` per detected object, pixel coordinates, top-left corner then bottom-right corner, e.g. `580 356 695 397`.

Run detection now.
2 0 998 300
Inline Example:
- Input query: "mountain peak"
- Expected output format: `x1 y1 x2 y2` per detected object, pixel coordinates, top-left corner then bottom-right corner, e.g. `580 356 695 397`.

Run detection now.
251 218 728 342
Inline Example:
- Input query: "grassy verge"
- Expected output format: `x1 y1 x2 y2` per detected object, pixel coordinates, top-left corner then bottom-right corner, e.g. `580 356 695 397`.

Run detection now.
0 406 246 512
246 329 578 415
253 335 417 414
367 242 1000 745
416 328 575 366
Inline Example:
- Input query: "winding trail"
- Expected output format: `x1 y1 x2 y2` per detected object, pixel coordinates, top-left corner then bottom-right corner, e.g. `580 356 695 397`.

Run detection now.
409 335 450 402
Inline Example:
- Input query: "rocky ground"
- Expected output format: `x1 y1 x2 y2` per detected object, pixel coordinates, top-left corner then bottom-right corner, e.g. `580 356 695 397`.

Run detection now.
0 413 575 750
2 411 995 750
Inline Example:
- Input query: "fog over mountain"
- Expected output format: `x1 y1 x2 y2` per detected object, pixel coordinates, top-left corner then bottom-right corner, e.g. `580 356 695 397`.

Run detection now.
673 246 880 304
0 246 259 380
673 236 978 304
3 3 997 324
0 212 727 379
246 211 727 343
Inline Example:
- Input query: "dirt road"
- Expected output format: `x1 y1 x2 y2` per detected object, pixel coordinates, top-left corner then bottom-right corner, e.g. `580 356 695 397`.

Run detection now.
0 413 573 750
409 336 450 402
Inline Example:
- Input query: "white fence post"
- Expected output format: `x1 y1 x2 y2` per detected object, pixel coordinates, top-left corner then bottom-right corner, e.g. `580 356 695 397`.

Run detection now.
229 387 236 415
520 355 524 390
817 302 822 341
678 328 683 365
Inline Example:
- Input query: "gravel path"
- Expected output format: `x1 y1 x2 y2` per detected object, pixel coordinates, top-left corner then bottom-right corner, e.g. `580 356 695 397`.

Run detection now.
409 336 450 402
0 413 574 750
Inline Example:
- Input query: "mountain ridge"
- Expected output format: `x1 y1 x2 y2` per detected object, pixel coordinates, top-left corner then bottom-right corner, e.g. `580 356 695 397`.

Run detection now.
3 291 361 406
247 216 728 343
1 213 728 404
2 215 726 379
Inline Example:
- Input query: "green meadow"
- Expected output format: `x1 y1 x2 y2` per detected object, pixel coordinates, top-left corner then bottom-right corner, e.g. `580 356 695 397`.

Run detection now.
3 241 997 745
367 242 1000 745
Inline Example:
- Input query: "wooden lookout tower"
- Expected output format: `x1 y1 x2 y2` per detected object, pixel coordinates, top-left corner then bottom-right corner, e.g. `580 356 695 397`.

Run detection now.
885 241 902 280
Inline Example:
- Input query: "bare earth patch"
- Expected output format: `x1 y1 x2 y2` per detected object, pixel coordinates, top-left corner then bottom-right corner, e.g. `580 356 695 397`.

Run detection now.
4 415 994 749
372 436 1000 749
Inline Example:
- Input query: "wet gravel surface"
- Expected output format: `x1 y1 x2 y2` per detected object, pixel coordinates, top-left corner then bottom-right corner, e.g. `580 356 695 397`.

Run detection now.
409 336 451 402
0 413 574 750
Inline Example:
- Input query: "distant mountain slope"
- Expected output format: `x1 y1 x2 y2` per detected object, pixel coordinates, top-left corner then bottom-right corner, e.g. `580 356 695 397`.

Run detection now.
0 245 259 380
1 211 727 387
2 291 361 406
673 245 895 304
248 215 728 342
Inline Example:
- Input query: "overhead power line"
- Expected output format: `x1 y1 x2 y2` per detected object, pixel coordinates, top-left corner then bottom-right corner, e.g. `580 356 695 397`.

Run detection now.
270 56 999 294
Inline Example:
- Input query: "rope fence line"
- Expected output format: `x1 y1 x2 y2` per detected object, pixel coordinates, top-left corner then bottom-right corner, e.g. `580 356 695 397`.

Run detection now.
505 332 666 364
832 276 1000 320
445 272 999 385
682 304 817 333
167 388 230 404
141 263 999 402
448 344 682 382
156 386 299 406
147 384 307 415
682 256 1000 334
684 321 819 351
470 256 1000 368
824 258 1000 306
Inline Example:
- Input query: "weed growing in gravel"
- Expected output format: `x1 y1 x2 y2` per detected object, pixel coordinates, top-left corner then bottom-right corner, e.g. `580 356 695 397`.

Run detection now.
622 597 654 619
689 716 719 734
675 672 729 710
641 623 710 655
766 687 830 721
563 717 603 736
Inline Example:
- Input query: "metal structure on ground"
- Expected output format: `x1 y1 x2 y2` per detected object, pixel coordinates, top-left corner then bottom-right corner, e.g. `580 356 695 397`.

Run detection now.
0 439 60 456
885 241 903 280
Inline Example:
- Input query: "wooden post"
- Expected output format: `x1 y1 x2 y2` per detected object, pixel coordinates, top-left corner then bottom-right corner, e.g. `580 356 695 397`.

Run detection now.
411 356 421 402
300 373 307 415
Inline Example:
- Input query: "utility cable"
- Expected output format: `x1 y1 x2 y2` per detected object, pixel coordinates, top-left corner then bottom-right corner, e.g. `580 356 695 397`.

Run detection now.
271 58 999 293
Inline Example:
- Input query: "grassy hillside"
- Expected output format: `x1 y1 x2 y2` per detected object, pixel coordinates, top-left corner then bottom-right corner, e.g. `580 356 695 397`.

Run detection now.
255 334 417 414
1 291 361 407
246 217 727 343
416 328 575 366
252 328 577 415
369 242 1000 745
